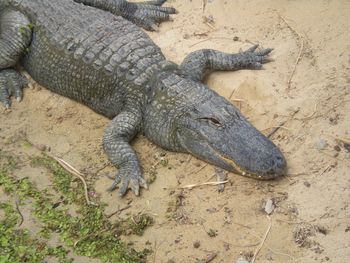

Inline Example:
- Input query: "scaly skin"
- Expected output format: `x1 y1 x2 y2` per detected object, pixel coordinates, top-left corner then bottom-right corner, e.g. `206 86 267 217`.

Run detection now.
0 0 286 197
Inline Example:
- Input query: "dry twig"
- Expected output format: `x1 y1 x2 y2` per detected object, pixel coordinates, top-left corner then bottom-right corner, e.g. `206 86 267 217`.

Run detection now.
318 165 331 177
189 37 238 48
278 14 304 90
49 154 96 206
202 0 207 12
251 215 272 263
15 200 24 227
106 205 132 218
189 164 208 175
180 180 228 190
294 102 319 121
268 247 296 261
325 133 350 145
201 253 217 263
233 219 295 262
267 109 299 138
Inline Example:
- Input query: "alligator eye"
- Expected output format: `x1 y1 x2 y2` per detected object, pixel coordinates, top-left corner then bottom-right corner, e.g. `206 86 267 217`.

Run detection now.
197 117 223 127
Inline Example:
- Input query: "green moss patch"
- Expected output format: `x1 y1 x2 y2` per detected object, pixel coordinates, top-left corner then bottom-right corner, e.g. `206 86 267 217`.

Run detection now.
0 150 151 262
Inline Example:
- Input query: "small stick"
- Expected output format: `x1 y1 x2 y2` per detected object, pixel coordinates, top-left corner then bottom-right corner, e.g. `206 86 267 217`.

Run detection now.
180 180 228 189
294 102 319 121
325 133 350 145
267 109 299 138
24 137 95 205
231 98 245 103
49 154 96 206
278 14 304 90
228 87 245 108
192 164 208 175
189 37 239 48
205 22 216 30
204 173 216 183
93 163 110 176
202 0 207 12
201 253 217 263
153 240 158 263
267 120 289 139
291 99 349 122
318 165 331 177
267 247 296 261
251 215 272 263
15 200 24 227
106 205 132 218
262 126 292 132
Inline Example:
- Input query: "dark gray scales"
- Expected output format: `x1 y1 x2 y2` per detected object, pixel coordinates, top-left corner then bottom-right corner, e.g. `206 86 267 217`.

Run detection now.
0 0 286 197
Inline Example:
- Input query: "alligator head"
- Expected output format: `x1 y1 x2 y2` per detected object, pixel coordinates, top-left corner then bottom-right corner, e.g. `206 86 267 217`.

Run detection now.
145 71 286 179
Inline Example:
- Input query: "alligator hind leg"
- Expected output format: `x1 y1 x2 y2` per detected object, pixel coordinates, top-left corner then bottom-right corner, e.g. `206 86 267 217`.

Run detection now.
74 0 176 31
103 107 148 197
180 45 273 82
0 9 32 108
0 69 27 108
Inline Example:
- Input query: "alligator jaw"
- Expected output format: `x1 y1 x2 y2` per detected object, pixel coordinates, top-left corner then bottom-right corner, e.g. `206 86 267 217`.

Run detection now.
219 152 284 180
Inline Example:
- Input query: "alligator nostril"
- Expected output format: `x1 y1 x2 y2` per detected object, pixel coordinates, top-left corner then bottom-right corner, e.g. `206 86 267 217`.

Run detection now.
273 155 286 171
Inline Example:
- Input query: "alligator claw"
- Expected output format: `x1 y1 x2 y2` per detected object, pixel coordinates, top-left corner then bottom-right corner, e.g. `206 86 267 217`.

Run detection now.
128 0 177 31
106 167 148 197
246 44 259 53
0 69 27 109
241 44 274 69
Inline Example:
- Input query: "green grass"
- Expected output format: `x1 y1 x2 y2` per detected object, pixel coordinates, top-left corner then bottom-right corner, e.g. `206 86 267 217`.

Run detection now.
0 150 151 262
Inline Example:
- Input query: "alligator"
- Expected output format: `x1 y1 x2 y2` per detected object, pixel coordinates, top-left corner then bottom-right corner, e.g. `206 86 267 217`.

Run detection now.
0 0 287 196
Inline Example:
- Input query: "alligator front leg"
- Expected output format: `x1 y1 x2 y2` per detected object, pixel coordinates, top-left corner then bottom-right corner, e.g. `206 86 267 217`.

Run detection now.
103 109 148 196
74 0 176 31
180 45 273 81
0 9 32 108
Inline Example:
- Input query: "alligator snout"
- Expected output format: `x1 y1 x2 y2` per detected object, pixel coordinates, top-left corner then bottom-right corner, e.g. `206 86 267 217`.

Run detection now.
262 153 287 179
175 89 287 180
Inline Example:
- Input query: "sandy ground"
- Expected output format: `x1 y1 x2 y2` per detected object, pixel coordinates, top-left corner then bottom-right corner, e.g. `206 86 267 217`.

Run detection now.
1 0 350 262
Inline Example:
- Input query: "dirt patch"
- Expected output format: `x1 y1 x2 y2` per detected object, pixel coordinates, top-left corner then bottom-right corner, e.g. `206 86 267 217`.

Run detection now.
1 0 350 262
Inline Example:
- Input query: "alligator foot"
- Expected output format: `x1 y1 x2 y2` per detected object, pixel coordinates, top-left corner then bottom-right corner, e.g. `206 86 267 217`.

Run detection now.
126 0 177 31
0 69 27 109
240 44 274 69
75 0 176 31
107 166 148 196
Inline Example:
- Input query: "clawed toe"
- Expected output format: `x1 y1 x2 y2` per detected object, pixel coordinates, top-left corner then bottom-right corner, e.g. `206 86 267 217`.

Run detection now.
0 69 27 109
131 0 177 31
106 169 148 197
242 44 274 67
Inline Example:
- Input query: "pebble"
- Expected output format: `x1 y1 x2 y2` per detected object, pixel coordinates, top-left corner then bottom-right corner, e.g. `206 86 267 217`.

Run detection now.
35 144 47 151
316 139 328 150
333 145 341 152
303 181 311 187
193 240 201 249
264 198 275 215
236 257 249 263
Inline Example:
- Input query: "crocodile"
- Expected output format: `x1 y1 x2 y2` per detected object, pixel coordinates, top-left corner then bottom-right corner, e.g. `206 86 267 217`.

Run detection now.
0 0 287 196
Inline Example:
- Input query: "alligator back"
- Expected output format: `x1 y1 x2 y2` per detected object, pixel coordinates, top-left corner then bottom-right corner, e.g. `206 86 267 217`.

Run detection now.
12 0 165 117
